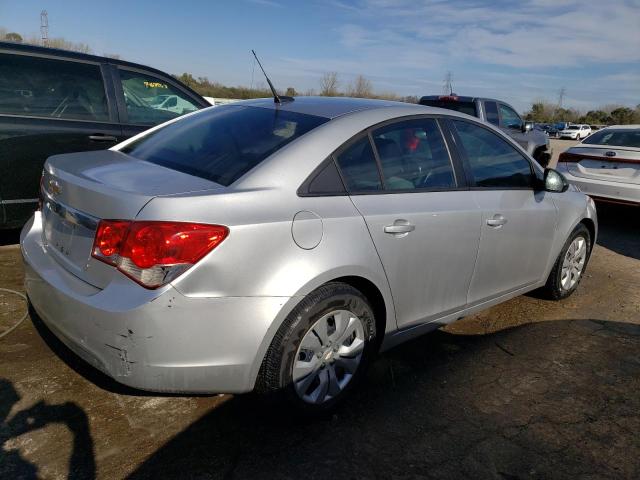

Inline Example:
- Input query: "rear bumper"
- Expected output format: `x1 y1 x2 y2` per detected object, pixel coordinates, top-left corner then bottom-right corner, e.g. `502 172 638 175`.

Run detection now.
21 213 291 394
557 164 640 205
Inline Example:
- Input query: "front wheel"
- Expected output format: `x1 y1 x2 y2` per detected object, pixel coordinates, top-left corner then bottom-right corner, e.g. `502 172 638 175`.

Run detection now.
256 282 377 412
543 224 591 300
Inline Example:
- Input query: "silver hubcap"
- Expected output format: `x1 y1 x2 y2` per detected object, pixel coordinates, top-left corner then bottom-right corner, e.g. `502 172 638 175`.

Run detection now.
561 236 587 290
292 309 366 405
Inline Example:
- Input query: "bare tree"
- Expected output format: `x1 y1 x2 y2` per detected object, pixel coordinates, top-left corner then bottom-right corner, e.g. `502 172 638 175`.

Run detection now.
320 72 340 96
347 75 373 98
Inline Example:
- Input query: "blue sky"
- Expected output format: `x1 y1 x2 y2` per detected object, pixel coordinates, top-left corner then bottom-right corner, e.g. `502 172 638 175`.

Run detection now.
2 0 639 112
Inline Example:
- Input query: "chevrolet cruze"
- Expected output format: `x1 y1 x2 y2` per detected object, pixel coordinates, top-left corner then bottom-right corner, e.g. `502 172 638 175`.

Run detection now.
21 97 597 411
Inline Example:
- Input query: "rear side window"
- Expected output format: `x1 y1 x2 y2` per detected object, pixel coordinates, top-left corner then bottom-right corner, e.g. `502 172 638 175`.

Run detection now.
121 106 328 186
0 53 108 121
453 120 534 188
334 136 382 192
118 69 201 125
484 101 499 126
371 118 455 190
420 99 477 117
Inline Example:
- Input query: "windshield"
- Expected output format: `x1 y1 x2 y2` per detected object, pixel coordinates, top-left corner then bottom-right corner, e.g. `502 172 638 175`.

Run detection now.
582 129 640 148
420 99 477 117
120 105 329 186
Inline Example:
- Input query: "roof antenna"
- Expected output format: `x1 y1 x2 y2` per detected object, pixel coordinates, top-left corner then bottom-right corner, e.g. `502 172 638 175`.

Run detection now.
251 50 293 104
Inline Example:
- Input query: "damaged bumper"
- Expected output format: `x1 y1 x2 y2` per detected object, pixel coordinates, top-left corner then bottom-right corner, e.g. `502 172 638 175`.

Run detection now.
20 213 290 394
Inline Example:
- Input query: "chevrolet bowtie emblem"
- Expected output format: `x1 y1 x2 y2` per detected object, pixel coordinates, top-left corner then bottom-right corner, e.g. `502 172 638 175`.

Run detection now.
48 179 62 196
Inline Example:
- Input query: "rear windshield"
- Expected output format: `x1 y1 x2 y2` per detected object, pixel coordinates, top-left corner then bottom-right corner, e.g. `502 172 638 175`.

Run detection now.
420 99 477 117
120 105 329 186
582 129 640 148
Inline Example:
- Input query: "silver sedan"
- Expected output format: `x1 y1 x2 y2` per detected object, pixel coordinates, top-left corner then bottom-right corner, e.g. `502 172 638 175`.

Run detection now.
557 125 640 205
21 97 597 411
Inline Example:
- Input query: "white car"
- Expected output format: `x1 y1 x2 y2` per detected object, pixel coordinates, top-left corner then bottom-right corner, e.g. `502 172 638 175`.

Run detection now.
557 125 640 205
560 124 592 140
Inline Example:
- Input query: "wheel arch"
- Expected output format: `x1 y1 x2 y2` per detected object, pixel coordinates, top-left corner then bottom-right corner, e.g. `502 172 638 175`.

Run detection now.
248 270 395 390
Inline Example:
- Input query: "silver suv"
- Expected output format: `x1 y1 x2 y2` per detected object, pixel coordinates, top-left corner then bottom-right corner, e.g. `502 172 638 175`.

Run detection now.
22 97 596 411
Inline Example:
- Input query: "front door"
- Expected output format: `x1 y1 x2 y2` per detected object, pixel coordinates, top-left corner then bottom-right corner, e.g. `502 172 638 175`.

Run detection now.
449 119 557 304
335 117 481 328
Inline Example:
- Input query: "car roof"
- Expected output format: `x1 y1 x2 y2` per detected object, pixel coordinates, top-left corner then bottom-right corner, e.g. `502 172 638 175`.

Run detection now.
237 96 422 119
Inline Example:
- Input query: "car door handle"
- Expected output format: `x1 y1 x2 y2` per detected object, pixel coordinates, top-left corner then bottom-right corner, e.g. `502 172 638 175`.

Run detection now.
486 214 507 228
88 134 118 142
384 220 415 235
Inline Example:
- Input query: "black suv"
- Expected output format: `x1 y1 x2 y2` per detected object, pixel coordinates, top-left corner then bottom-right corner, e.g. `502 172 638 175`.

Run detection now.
419 95 552 167
0 42 210 229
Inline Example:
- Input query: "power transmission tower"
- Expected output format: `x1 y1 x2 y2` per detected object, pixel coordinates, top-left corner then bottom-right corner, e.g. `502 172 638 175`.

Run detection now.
40 10 49 47
557 87 566 109
442 71 454 95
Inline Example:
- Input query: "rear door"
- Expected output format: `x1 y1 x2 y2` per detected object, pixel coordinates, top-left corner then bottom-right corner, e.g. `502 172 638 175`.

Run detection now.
111 66 205 139
335 117 481 329
0 51 122 228
449 119 557 304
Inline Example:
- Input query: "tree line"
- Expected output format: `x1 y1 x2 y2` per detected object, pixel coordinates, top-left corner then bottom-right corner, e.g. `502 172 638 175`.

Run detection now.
524 100 640 125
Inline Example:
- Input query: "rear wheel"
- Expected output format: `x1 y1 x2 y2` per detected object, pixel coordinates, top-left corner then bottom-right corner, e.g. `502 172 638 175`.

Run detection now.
543 224 591 300
256 282 377 412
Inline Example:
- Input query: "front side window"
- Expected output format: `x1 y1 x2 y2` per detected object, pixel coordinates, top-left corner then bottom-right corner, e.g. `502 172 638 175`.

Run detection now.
334 136 382 192
498 104 522 130
453 120 534 188
484 101 499 126
118 69 200 125
0 53 108 121
121 106 328 186
371 118 455 190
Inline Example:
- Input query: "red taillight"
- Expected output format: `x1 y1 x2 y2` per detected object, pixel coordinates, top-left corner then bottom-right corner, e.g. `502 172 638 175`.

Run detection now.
94 220 130 261
92 220 228 288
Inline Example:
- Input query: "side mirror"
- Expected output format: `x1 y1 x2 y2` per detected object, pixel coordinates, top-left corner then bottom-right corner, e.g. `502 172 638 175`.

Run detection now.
544 168 569 193
522 121 534 133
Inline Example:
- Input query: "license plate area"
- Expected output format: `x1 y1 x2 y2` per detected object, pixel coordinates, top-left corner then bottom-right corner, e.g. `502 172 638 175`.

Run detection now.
42 199 99 273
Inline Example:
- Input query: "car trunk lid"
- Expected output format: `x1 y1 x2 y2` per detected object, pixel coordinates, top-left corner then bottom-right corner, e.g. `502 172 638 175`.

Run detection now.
41 150 223 288
560 146 640 185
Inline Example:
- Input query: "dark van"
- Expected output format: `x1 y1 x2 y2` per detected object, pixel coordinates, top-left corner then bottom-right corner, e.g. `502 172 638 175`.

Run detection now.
0 42 210 228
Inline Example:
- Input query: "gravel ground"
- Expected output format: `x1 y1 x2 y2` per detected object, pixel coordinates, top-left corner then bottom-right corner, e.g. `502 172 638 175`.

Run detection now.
0 150 638 478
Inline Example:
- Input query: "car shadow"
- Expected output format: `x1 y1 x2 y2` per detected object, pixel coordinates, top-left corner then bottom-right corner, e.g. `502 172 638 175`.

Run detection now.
595 201 640 260
124 319 640 480
0 378 96 480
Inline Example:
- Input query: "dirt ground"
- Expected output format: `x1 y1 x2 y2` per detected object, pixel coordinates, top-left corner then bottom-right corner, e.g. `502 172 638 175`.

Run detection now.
1 178 639 477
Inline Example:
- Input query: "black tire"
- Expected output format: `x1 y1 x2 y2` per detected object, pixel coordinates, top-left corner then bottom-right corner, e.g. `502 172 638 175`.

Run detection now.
543 223 591 300
256 282 377 412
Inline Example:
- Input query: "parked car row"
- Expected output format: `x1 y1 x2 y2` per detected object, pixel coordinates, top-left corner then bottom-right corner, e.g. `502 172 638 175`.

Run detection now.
7 41 636 411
